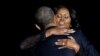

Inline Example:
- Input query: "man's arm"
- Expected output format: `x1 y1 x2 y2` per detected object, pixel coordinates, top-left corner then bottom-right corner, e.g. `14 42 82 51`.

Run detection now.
20 34 40 50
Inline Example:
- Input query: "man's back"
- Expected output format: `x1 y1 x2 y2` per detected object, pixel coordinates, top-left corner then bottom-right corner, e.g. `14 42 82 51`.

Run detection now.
35 35 75 56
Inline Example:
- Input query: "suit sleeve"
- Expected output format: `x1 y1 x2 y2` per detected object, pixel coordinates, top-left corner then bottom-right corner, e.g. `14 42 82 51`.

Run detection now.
20 34 41 50
76 29 100 56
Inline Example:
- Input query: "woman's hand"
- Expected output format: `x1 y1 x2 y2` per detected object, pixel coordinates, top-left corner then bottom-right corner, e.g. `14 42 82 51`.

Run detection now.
55 36 80 53
45 27 75 38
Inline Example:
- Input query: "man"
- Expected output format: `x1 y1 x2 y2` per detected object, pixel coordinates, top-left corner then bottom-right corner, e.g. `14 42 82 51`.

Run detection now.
20 6 78 51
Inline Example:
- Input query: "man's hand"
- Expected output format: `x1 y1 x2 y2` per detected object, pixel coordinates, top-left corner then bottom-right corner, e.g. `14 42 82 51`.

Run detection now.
55 36 80 53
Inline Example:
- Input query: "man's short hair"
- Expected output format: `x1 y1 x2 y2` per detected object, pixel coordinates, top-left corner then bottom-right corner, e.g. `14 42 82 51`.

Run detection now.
35 6 54 26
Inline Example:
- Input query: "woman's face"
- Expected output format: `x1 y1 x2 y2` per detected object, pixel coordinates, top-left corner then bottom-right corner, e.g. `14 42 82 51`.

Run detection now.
54 8 71 29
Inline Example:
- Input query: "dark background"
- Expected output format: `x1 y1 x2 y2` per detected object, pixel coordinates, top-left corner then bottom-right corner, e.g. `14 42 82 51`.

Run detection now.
15 0 100 56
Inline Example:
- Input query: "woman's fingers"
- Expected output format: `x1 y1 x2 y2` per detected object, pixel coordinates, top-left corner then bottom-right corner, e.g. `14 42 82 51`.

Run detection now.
55 41 63 45
35 24 41 30
62 29 75 34
67 29 75 33
58 46 66 49
58 46 73 49
67 36 75 41
55 39 67 45
57 39 67 42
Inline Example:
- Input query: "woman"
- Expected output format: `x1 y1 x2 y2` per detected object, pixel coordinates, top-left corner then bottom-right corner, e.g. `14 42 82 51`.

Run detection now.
35 6 99 56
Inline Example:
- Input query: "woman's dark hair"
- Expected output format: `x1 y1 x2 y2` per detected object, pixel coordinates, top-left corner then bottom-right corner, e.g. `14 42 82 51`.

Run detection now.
53 5 80 29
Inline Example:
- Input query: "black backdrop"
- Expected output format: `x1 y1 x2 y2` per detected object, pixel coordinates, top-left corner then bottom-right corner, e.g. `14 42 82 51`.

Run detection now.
15 0 100 56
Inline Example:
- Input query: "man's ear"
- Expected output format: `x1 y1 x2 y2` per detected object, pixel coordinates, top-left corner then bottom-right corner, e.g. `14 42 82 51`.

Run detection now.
35 24 41 30
53 15 56 24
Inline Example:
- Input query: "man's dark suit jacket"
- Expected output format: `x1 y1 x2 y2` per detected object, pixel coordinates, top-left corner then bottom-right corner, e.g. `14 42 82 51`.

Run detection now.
20 28 100 56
